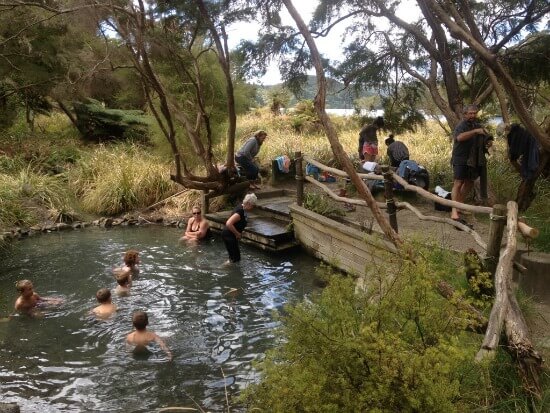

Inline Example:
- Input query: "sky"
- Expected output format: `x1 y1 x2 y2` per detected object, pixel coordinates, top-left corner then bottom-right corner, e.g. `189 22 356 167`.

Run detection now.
226 0 421 85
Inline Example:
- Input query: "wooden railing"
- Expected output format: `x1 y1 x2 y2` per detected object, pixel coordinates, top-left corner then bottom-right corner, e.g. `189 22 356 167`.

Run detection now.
294 152 544 394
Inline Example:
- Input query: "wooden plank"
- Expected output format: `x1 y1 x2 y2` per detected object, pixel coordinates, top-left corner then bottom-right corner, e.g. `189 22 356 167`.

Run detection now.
294 220 387 263
292 208 393 253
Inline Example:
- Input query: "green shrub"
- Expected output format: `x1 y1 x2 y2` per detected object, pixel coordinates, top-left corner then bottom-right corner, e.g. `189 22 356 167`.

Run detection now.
243 250 483 412
303 191 344 217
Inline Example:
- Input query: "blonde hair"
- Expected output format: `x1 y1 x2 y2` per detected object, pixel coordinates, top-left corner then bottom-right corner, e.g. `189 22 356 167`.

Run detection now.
243 193 258 206
15 279 32 293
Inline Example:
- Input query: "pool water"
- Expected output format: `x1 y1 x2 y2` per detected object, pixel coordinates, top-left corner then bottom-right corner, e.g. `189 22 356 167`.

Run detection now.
0 226 319 412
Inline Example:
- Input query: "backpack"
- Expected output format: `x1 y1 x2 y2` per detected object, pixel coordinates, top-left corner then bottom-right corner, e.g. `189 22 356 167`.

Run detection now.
396 160 430 190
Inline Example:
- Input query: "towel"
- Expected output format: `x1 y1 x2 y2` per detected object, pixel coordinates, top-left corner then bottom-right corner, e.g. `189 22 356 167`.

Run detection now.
276 155 291 173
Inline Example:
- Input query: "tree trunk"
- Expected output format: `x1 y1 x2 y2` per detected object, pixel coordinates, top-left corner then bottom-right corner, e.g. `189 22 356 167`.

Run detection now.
282 0 403 250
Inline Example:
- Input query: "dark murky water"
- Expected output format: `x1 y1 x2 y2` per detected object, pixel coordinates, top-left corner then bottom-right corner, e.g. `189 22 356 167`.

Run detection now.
0 226 319 412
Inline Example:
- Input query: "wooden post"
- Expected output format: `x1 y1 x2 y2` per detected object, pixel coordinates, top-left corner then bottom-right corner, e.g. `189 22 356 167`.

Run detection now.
382 166 398 233
485 204 507 276
201 190 210 214
295 151 304 206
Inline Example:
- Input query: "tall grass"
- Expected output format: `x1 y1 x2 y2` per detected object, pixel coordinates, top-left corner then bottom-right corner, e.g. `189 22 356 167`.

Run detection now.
0 166 74 228
68 144 178 215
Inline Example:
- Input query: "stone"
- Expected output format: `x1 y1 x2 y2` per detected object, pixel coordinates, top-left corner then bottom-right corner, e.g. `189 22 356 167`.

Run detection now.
56 223 72 231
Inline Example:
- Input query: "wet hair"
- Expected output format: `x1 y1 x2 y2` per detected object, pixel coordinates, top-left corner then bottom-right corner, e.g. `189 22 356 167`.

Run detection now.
96 288 111 303
124 250 139 267
463 104 478 113
115 271 130 286
15 279 33 293
374 116 385 128
243 193 258 207
385 134 395 146
132 311 149 330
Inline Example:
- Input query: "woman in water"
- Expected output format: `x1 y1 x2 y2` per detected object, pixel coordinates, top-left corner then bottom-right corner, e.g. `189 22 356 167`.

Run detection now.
180 205 210 243
221 193 257 264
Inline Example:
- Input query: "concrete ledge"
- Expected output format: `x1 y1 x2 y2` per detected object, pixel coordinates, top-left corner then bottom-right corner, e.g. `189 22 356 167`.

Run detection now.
519 251 550 304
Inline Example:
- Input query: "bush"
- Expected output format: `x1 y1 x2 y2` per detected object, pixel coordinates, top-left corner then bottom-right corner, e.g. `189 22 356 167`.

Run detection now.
243 249 483 412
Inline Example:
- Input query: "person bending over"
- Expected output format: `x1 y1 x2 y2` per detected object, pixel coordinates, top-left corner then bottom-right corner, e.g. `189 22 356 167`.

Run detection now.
221 193 257 264
358 116 385 163
235 130 267 190
385 134 409 168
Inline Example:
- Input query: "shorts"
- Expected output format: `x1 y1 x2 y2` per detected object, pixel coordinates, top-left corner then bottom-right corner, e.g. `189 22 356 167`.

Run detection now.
453 164 480 181
362 142 378 156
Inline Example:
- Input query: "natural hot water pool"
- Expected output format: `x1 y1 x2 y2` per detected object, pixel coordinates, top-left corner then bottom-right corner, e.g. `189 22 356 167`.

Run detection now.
0 226 319 412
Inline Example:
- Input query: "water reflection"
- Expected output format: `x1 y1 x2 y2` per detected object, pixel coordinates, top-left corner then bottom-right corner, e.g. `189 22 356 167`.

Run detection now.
0 226 318 412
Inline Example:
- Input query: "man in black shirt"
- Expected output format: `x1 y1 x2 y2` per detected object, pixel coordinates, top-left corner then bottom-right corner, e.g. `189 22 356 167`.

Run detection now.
451 105 492 224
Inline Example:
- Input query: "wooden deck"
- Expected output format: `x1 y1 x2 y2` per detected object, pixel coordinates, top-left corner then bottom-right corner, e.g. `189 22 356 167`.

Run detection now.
205 189 299 251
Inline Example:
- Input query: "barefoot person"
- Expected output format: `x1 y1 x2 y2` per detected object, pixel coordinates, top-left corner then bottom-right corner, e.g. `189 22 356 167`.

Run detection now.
221 193 257 264
235 130 267 190
126 311 172 361
450 104 493 228
180 205 210 243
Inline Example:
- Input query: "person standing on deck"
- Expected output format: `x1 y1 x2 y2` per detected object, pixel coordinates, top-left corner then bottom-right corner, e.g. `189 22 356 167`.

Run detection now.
450 104 493 227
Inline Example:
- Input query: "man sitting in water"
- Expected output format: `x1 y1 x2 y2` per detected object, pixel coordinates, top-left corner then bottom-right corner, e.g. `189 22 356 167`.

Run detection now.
90 288 117 319
126 311 172 361
14 279 62 317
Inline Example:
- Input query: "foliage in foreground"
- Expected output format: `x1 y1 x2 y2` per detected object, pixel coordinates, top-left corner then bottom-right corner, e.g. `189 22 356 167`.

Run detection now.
242 248 548 412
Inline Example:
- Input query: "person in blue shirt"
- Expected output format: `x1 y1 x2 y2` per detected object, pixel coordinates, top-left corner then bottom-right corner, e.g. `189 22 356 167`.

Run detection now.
221 193 257 264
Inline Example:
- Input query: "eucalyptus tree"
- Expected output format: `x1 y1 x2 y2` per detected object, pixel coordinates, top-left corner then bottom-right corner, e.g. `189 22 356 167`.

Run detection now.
87 0 258 194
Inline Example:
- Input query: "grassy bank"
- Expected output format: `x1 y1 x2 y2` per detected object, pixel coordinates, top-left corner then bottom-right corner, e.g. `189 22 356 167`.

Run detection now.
0 109 548 250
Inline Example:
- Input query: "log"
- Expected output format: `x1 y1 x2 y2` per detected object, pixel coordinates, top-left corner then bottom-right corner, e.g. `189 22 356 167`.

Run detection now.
518 221 539 239
476 201 518 361
391 172 493 215
504 290 544 396
485 204 507 276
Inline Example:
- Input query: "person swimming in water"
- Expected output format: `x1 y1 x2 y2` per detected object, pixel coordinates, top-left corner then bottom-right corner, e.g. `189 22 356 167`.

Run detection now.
14 279 62 317
90 288 117 319
113 249 140 281
180 205 210 244
126 311 172 361
114 271 131 296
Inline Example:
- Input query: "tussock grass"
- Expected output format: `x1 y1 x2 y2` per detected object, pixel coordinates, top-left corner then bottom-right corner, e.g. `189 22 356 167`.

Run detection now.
0 166 74 228
69 144 178 215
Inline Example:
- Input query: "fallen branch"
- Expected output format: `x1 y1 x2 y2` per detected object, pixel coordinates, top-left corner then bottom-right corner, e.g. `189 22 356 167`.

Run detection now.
437 280 488 333
303 156 383 180
142 189 191 212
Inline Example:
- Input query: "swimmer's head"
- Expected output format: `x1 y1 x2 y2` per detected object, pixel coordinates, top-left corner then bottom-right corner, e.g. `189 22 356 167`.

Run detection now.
115 271 130 286
15 279 34 296
96 288 111 303
132 311 149 331
124 250 139 267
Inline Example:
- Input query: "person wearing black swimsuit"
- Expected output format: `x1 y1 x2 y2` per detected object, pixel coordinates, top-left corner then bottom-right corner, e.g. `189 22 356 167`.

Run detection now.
221 193 257 263
180 206 210 243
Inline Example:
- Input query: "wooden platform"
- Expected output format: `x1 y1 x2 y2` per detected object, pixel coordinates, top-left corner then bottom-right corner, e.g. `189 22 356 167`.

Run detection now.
205 189 299 251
